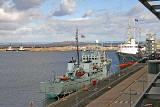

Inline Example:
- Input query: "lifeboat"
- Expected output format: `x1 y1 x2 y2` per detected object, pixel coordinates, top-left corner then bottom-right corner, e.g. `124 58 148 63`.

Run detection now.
101 59 104 62
60 76 68 80
76 71 85 76
93 64 99 69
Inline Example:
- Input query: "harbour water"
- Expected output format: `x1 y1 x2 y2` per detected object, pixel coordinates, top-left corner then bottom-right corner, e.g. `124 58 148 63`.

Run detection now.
0 51 119 107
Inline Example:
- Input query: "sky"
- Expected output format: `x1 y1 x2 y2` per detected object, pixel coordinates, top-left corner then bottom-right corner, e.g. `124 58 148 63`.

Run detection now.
0 0 160 43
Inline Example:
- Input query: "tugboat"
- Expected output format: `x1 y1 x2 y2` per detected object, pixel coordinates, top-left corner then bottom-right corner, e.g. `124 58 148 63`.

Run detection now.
117 19 143 69
40 29 111 98
18 46 27 51
6 45 16 51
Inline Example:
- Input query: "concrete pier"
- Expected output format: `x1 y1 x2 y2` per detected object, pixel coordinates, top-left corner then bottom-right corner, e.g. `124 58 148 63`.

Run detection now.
86 65 155 107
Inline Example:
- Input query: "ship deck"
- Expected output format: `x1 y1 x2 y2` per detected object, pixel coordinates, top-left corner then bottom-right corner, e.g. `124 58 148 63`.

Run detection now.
47 63 149 107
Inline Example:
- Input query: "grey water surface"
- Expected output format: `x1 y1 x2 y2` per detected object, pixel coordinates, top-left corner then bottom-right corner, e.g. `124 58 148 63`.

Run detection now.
0 51 119 107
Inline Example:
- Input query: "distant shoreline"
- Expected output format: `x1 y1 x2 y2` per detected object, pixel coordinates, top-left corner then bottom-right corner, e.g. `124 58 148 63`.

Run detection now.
0 45 118 52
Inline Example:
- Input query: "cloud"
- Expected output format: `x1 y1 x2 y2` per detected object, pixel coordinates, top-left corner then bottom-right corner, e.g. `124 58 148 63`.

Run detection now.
67 17 90 21
0 1 44 39
0 8 20 21
83 9 94 17
0 1 160 43
126 3 144 17
51 0 76 16
46 3 160 42
13 0 45 10
0 0 5 5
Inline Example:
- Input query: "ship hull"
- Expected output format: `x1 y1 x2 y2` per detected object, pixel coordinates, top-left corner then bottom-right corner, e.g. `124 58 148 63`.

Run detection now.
5 50 17 51
117 52 142 69
40 80 88 98
46 94 57 98
40 66 110 98
18 50 28 51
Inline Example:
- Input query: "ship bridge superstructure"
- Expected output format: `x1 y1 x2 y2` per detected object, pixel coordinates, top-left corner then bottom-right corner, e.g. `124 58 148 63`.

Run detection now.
82 51 105 62
117 38 138 54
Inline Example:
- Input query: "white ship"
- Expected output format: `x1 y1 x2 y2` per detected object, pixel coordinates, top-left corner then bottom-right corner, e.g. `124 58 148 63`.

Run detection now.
6 46 16 51
117 19 142 68
117 38 138 54
18 46 27 51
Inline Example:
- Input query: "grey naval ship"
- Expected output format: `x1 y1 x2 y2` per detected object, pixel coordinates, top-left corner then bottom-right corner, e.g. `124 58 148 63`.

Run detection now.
40 29 111 98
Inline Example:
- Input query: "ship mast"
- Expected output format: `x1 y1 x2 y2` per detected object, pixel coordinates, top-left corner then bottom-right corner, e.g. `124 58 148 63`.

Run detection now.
138 26 141 45
134 19 137 39
128 19 131 39
75 28 79 67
